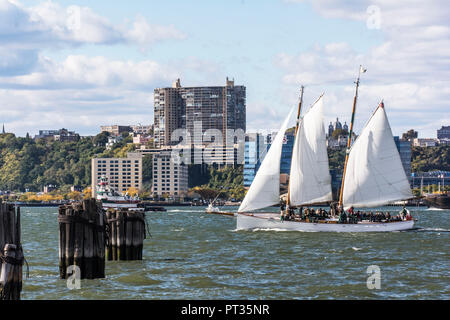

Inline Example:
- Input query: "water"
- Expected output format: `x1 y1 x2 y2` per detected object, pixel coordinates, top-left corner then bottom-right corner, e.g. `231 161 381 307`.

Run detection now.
20 206 450 300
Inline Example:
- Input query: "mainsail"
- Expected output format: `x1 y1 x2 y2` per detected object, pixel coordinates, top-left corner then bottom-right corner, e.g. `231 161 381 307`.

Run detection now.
289 96 332 206
238 107 295 213
342 103 412 208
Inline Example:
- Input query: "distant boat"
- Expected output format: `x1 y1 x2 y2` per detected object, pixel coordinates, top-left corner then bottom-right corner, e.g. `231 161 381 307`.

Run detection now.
96 176 144 211
236 69 415 232
205 192 235 216
206 203 220 213
424 192 450 209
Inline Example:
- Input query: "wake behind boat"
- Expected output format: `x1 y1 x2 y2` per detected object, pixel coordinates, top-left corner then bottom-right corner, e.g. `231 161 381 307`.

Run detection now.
237 68 415 232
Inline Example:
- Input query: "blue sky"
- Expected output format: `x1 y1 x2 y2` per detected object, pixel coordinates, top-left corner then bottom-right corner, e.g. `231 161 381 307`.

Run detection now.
1 0 448 138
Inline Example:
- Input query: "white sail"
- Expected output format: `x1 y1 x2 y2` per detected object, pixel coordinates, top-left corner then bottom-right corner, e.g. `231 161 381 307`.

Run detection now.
238 107 295 212
342 103 412 209
289 96 332 206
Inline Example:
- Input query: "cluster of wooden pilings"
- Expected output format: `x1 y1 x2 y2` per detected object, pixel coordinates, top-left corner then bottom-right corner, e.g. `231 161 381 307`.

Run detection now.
105 209 146 261
0 201 24 300
58 199 106 279
58 200 147 280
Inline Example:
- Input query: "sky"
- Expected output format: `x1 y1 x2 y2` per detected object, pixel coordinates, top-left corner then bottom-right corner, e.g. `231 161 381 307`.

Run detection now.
0 0 449 138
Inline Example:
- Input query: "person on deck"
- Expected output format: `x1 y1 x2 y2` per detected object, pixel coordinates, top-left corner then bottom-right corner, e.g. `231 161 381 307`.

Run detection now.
386 212 391 222
406 211 413 221
400 206 408 221
339 210 347 224
330 203 336 218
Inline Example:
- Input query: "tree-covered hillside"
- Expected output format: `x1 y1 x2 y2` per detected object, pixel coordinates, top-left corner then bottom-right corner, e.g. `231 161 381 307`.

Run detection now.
411 145 450 172
0 132 137 192
1 130 449 194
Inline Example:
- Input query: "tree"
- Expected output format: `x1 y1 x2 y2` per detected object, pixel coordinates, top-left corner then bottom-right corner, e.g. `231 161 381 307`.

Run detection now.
93 131 110 146
126 187 139 197
66 191 83 201
83 187 92 199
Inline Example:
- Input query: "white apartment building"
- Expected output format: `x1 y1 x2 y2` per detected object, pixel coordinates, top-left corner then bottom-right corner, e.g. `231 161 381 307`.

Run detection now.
413 138 438 147
152 151 188 197
91 154 143 197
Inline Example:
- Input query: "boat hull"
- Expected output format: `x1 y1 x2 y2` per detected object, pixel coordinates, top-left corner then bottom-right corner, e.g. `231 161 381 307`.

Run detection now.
236 213 415 232
424 194 450 209
101 203 144 211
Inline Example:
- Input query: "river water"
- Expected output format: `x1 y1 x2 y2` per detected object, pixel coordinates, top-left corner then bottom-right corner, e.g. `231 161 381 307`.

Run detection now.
19 206 449 300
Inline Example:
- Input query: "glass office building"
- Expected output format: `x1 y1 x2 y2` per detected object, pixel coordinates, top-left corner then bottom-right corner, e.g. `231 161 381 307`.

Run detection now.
394 136 412 184
243 132 295 187
243 133 268 187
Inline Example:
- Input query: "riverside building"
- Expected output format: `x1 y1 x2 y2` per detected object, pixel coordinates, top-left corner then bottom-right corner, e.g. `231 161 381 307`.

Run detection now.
152 151 188 197
243 133 269 187
394 136 412 184
91 154 143 197
153 78 246 148
243 131 294 187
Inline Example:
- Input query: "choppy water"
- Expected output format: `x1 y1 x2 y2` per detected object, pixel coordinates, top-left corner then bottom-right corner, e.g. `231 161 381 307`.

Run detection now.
20 206 449 300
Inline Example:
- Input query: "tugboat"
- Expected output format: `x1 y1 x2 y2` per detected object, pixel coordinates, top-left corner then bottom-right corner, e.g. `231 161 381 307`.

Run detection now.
96 176 144 211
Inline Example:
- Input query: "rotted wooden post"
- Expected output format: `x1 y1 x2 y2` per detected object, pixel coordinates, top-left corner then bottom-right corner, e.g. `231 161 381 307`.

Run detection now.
106 209 146 261
0 201 25 300
58 199 106 280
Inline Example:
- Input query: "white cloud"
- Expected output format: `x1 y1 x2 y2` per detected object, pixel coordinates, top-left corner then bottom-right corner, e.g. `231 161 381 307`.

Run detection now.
0 0 186 49
277 0 450 138
0 0 193 136
0 53 227 136
127 14 186 47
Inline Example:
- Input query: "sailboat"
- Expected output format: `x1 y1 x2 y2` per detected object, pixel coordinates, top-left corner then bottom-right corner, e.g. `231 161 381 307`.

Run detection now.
236 72 415 232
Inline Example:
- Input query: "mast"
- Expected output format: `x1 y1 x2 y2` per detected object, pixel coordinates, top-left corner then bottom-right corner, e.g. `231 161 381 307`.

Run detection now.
286 86 304 213
338 66 366 208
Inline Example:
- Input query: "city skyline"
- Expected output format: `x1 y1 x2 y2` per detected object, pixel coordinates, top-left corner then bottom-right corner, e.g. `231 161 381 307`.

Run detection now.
0 0 448 138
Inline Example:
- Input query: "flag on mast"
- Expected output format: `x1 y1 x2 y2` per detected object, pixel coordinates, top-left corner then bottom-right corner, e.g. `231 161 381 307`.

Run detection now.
360 66 367 74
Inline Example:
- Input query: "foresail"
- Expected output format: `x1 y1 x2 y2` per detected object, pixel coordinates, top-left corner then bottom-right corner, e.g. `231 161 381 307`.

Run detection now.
238 107 295 213
342 104 412 209
289 97 332 206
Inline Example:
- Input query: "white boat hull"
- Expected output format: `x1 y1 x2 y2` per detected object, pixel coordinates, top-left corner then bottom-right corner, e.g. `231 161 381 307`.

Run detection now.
236 213 415 232
101 203 144 210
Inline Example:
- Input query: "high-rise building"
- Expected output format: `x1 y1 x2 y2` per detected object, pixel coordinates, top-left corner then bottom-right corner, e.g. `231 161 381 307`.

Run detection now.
243 131 294 187
154 78 246 148
91 154 143 197
394 136 412 183
243 133 269 187
280 132 295 175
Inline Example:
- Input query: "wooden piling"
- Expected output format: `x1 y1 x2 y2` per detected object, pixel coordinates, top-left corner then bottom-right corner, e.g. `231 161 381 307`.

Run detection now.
106 209 146 261
0 201 24 300
57 199 106 279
